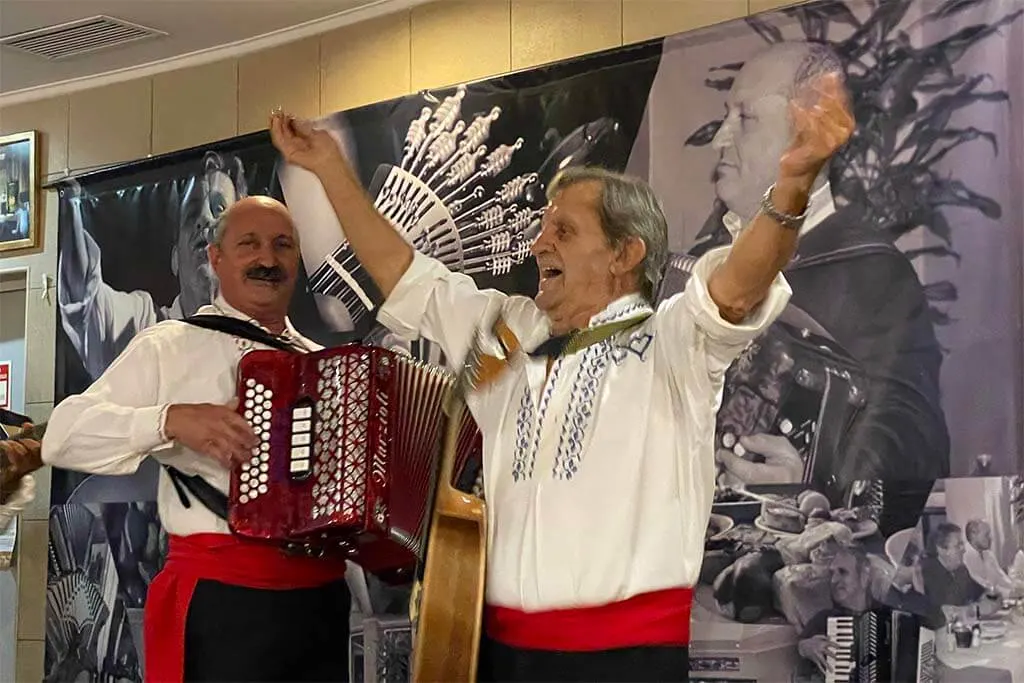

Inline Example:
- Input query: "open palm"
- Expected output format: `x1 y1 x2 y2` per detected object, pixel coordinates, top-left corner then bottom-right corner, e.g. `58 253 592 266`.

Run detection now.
780 72 855 182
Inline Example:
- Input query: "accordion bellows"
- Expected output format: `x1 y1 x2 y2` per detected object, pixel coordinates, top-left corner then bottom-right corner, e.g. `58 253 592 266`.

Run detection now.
230 344 482 581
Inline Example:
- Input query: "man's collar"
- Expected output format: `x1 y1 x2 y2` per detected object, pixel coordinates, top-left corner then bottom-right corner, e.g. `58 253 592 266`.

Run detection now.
204 294 303 341
722 182 837 239
586 293 652 328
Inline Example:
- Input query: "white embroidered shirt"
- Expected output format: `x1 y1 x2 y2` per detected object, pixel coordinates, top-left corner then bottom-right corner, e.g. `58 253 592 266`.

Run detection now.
378 246 791 612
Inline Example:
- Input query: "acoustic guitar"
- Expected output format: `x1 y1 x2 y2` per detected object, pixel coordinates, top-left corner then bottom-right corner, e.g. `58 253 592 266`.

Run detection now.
411 318 522 682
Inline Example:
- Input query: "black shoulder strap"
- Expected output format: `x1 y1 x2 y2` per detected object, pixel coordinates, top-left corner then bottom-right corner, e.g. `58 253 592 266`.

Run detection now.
164 467 229 520
182 314 298 353
162 314 299 521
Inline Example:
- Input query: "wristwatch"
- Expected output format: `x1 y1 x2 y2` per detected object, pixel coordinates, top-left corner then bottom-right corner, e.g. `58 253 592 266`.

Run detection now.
760 183 808 231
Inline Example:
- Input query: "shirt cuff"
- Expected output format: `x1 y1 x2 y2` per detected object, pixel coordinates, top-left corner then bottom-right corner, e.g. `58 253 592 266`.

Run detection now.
684 246 792 346
376 250 449 340
132 404 174 454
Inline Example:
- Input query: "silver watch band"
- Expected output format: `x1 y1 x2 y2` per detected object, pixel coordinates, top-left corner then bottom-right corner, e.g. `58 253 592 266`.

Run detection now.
759 183 808 230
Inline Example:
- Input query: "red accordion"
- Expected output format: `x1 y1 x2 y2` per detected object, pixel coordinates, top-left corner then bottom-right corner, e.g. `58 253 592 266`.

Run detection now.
229 344 482 580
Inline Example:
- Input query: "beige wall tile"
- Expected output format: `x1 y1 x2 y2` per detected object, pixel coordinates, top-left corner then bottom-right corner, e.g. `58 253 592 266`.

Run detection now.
321 11 412 114
0 571 16 682
15 639 43 683
511 0 621 71
749 0 805 13
69 79 152 171
15 520 47 641
411 0 511 91
238 39 320 134
23 274 56 405
0 97 69 176
623 0 747 43
152 60 238 156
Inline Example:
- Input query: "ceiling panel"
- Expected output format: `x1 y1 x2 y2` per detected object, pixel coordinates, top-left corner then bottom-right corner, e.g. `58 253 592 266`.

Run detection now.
0 0 384 95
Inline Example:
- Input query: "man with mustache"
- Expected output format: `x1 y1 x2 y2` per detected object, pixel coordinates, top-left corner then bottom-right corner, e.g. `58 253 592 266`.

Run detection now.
43 196 352 682
269 69 853 681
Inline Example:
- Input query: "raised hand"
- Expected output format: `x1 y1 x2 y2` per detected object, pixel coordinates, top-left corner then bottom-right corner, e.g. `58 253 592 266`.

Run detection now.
269 110 344 175
779 71 855 184
163 402 258 469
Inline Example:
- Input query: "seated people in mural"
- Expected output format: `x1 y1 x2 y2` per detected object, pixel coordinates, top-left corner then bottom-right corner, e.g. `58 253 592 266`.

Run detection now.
921 522 1001 623
659 42 949 530
963 519 1022 598
57 151 247 380
268 65 853 680
43 197 351 682
0 420 43 532
794 544 880 680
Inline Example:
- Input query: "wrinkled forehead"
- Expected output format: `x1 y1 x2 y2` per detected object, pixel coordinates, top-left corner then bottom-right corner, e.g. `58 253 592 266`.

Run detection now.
226 203 297 240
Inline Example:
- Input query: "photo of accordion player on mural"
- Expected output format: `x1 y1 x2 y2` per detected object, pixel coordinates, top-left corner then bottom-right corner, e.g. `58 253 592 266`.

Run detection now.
38 0 1024 680
646 38 949 537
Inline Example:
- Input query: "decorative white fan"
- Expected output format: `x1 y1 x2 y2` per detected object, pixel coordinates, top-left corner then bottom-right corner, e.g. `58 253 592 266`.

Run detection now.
283 85 542 332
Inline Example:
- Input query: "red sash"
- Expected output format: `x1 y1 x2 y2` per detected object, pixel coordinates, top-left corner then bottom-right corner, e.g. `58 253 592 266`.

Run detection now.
485 587 693 652
143 533 347 682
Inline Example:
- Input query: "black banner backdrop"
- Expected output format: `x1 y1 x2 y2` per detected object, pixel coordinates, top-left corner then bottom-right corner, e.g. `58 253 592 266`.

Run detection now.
47 0 1024 681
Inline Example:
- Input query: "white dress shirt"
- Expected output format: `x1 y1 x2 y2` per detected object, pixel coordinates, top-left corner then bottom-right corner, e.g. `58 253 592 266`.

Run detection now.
964 544 1015 595
378 246 791 612
43 295 318 537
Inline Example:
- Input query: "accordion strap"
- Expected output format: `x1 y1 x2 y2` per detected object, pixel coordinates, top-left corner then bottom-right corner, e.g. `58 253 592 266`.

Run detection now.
182 314 299 353
161 314 300 521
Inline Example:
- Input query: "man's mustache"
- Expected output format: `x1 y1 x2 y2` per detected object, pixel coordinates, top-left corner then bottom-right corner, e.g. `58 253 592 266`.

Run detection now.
245 265 286 282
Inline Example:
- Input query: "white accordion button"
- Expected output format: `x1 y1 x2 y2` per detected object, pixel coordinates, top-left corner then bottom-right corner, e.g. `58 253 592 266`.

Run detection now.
292 433 310 446
293 406 312 420
246 378 256 388
240 494 249 504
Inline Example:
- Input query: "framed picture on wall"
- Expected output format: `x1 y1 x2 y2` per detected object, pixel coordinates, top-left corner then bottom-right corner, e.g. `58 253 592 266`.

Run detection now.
0 130 38 254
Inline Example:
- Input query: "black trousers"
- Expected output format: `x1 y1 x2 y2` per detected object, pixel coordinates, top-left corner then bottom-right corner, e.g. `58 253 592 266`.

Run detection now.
183 578 351 682
479 637 690 682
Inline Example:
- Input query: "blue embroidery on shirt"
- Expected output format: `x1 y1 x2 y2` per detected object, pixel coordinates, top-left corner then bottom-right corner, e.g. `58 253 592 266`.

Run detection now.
611 331 655 365
511 359 564 482
553 341 614 481
511 386 535 482
590 301 651 327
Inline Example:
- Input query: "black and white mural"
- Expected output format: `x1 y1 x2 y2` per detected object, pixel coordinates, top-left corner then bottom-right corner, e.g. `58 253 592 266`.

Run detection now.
47 0 1024 680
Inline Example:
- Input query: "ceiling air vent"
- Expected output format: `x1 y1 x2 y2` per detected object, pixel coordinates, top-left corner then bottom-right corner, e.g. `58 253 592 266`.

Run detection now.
0 15 166 61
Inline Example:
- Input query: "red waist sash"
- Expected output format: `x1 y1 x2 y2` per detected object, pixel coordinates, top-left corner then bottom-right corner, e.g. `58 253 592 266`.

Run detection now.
143 533 347 683
485 586 693 652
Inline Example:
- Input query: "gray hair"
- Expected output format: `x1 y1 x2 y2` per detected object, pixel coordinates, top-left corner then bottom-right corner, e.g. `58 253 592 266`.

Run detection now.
791 41 846 95
964 519 988 542
546 166 669 301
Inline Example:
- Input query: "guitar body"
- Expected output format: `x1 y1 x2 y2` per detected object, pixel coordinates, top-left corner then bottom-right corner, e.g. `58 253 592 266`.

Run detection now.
412 402 487 683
